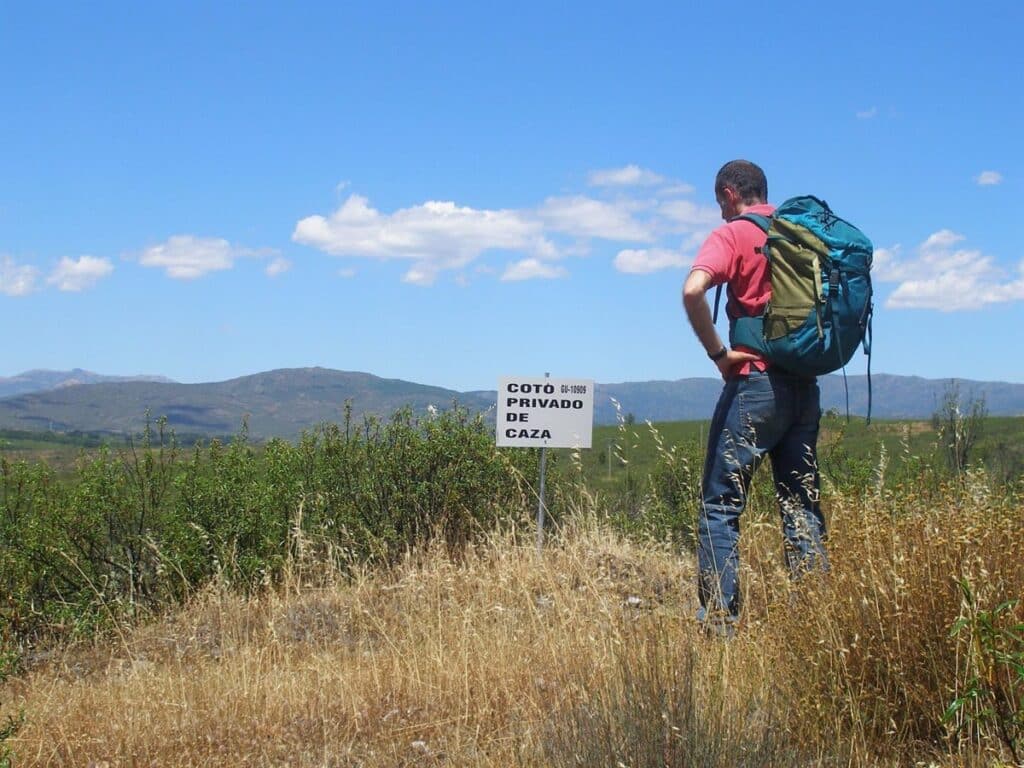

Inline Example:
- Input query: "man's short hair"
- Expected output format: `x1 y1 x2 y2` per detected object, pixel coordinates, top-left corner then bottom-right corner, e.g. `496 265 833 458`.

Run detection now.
715 160 768 204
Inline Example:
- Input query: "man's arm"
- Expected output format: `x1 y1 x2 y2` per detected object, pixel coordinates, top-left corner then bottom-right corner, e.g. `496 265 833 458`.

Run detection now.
682 269 757 379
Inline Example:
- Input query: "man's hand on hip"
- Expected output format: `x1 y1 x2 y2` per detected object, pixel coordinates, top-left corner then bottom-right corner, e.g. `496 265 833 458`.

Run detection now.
715 349 759 380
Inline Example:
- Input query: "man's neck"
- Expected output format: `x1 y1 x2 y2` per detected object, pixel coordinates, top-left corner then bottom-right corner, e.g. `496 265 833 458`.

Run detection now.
735 199 768 215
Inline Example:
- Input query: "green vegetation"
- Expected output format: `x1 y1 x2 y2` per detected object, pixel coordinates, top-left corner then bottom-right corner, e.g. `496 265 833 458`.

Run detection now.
2 401 1021 647
0 408 544 643
944 579 1024 764
0 427 228 477
561 412 1024 509
0 428 108 450
0 390 1022 765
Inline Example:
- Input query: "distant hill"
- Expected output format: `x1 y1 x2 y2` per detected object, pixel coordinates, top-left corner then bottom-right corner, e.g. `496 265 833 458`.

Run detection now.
0 368 174 399
0 368 492 439
0 367 1020 440
590 374 1023 424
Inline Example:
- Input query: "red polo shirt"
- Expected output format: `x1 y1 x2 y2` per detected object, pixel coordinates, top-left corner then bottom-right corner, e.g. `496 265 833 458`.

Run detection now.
691 203 775 374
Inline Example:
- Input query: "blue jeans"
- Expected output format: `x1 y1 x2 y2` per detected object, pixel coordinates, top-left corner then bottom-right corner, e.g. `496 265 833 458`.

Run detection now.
697 369 827 624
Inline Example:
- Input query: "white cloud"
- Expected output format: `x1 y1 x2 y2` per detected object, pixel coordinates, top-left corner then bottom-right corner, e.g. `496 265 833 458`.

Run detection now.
614 248 690 274
501 258 568 282
872 245 906 281
921 229 964 251
294 195 553 268
879 230 1024 310
47 255 113 291
658 199 721 232
588 164 666 187
293 168 719 284
975 170 1003 186
293 192 659 283
137 235 261 279
402 264 438 286
0 256 38 296
856 106 878 119
660 183 698 196
338 267 357 279
537 195 653 241
265 257 292 277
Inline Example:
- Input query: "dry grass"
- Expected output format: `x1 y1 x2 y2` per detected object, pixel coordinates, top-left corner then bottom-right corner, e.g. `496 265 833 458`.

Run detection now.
2 478 1022 767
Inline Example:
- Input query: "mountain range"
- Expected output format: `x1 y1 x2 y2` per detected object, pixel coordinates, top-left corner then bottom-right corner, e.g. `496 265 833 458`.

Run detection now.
0 368 174 399
0 367 1020 440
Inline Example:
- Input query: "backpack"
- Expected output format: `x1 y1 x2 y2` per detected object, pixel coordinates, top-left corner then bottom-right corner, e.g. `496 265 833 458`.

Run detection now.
713 195 874 419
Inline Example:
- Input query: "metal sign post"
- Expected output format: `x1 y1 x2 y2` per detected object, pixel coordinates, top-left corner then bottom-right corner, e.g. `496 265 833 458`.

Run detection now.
536 432 548 554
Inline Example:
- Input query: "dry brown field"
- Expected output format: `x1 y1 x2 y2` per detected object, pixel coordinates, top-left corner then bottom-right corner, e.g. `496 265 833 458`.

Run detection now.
2 475 1022 767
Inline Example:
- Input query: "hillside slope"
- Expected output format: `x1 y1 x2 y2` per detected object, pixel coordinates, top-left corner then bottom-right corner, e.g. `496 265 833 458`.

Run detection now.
0 367 1019 439
0 368 491 439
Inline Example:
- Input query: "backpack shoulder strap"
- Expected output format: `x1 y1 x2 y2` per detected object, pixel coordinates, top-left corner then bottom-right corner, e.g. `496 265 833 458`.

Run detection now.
731 212 772 233
712 212 773 323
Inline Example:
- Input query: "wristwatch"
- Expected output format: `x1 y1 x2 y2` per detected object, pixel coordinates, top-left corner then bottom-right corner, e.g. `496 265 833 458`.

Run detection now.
708 346 728 362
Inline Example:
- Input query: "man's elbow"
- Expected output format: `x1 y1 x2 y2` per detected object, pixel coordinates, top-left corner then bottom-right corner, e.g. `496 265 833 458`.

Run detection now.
682 273 710 307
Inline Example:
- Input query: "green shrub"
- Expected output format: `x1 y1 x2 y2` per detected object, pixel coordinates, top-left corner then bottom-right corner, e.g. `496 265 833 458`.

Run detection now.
0 406 549 644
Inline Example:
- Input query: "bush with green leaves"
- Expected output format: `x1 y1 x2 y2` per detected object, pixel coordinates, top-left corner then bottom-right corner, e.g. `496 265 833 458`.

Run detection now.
0 406 549 643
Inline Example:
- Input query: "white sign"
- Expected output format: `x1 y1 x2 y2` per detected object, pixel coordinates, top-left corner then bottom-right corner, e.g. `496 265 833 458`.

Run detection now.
496 376 594 448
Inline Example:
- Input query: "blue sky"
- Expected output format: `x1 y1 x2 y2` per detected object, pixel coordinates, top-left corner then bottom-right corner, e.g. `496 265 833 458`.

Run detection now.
2 2 1021 391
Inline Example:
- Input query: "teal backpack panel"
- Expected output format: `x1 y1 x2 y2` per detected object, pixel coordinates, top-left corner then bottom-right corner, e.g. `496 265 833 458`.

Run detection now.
727 195 873 377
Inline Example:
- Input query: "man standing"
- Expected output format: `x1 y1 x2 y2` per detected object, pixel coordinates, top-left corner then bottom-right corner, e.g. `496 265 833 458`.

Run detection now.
682 159 828 635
